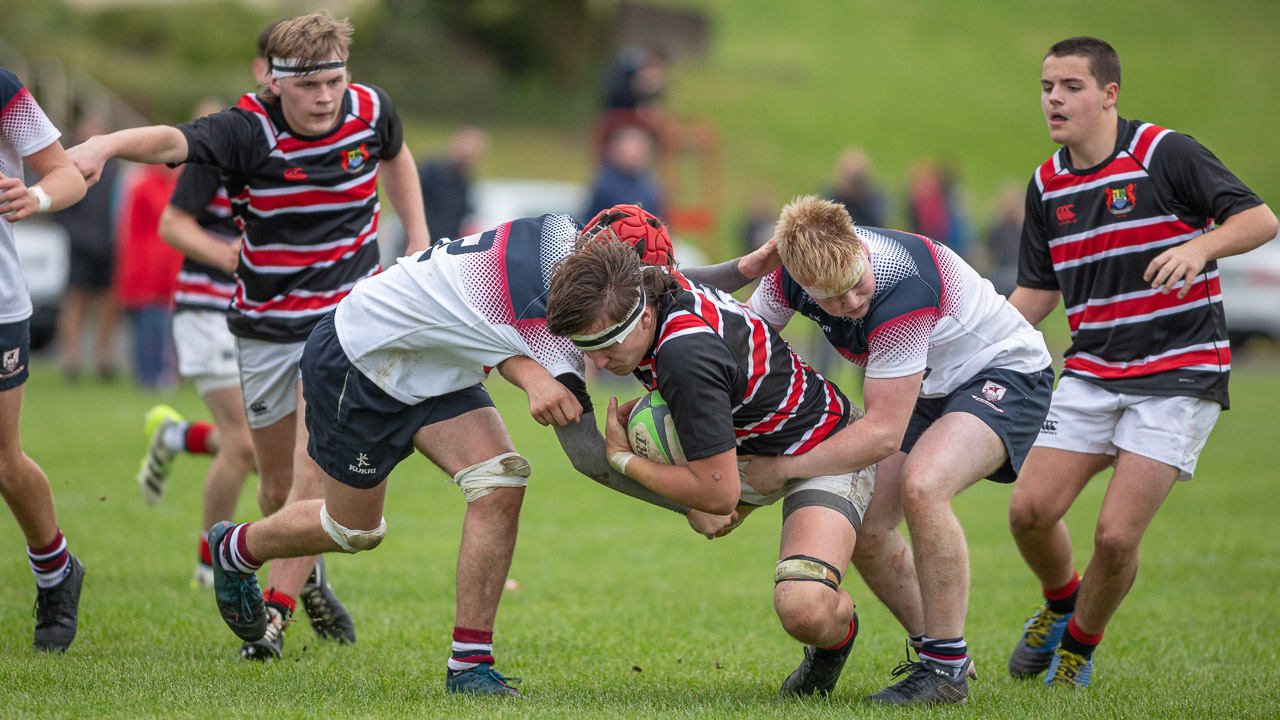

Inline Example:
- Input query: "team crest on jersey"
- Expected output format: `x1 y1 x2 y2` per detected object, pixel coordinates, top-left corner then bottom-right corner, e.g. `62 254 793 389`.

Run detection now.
1 347 21 376
340 143 370 173
1104 183 1136 216
980 380 1007 403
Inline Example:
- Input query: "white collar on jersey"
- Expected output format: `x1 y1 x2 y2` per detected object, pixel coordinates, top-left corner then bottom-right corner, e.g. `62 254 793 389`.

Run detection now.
570 287 647 351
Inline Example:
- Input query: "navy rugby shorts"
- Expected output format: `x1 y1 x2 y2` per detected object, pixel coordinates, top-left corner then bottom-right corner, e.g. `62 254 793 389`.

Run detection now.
900 366 1054 484
0 320 30 392
301 313 495 490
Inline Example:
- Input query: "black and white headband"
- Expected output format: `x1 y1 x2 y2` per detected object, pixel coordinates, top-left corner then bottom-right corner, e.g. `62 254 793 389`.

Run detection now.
569 287 647 351
270 57 347 79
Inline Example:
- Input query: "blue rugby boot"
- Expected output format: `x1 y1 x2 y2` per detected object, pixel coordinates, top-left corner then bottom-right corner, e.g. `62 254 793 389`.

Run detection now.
1009 602 1071 678
1045 648 1093 687
207 521 266 642
446 663 521 697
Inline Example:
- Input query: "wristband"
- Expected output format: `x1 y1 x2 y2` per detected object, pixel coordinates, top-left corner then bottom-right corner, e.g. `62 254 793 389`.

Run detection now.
609 451 637 475
30 185 52 213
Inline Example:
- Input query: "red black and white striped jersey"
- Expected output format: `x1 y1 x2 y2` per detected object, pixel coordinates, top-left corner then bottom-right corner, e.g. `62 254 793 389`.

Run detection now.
752 227 1050 398
1 68 60 323
639 274 850 462
167 163 238 315
177 83 403 342
1019 118 1264 407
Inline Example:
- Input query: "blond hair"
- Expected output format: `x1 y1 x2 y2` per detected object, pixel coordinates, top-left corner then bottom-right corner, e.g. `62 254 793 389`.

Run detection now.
773 195 864 289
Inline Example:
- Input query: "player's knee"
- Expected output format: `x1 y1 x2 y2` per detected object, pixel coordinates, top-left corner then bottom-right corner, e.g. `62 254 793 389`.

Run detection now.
320 503 386 553
450 452 530 503
773 555 842 638
1008 491 1050 535
1092 522 1140 564
901 475 939 517
257 483 290 515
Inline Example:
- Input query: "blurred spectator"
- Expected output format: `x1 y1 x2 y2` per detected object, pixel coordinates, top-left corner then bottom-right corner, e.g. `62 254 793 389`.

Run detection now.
583 125 664 222
604 45 667 112
825 147 887 227
52 114 121 381
114 163 183 391
907 159 972 259
983 183 1025 296
418 125 487 243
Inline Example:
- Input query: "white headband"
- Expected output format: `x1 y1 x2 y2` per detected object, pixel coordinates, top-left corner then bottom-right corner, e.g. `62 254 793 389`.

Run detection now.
801 251 865 300
270 57 347 79
570 287 647 351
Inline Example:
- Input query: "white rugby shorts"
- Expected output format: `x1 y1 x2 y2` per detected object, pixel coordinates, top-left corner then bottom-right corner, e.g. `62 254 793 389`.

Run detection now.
1033 376 1222 481
173 310 240 395
739 462 876 529
236 336 306 429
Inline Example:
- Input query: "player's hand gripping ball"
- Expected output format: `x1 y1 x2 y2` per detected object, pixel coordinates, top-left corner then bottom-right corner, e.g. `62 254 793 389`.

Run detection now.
583 203 675 267
626 390 686 465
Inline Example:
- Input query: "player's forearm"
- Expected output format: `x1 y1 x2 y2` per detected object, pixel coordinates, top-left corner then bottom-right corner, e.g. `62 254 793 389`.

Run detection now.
381 145 431 254
772 422 896 480
94 126 190 165
623 458 740 515
553 420 690 515
159 206 234 270
683 259 751 293
1196 203 1279 261
1008 286 1060 326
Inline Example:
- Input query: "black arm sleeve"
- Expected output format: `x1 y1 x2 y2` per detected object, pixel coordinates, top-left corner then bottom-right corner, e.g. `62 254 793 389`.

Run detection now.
370 85 404 160
552 412 690 515
682 259 751 293
177 109 266 173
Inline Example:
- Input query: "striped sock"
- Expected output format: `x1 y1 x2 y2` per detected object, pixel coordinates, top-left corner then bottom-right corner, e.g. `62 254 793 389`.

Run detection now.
28 530 71 589
920 636 969 675
447 627 495 672
219 523 262 573
198 533 212 566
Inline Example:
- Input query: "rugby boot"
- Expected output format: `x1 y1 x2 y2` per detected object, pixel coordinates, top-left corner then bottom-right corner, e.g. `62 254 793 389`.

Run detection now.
137 405 183 505
299 556 356 643
779 610 858 696
33 554 85 652
207 521 266 641
864 649 970 706
446 664 521 697
1045 648 1093 688
1009 602 1071 678
241 602 289 661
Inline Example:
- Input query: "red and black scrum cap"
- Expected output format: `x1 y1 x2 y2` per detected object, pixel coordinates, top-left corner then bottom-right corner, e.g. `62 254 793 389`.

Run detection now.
581 203 675 268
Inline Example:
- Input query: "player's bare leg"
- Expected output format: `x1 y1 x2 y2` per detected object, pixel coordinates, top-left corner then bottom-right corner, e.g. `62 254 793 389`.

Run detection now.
249 410 296 517
775 505 858 696
414 406 524 696
866 412 1001 704
199 385 255 533
851 450 925 637
1006 447 1109 678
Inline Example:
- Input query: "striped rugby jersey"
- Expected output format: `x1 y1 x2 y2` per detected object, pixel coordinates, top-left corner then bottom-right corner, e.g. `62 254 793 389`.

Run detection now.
177 83 403 342
167 163 238 315
751 227 1050 398
1019 118 1263 407
638 274 850 461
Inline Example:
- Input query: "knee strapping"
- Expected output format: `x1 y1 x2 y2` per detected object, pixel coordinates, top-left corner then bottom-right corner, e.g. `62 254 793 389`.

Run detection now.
775 554 843 591
450 452 531 503
320 503 387 553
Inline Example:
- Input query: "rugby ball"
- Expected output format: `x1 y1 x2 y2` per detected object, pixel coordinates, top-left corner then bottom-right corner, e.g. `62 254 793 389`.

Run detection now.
627 390 686 465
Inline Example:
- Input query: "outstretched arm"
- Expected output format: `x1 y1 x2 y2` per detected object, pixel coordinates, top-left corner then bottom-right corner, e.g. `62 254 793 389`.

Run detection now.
1 141 85 222
67 126 189 187
682 237 780 292
553 415 690 514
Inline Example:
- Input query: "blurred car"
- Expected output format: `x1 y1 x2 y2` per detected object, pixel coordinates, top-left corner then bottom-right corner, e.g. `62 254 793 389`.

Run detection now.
12 218 70 350
1218 232 1280 348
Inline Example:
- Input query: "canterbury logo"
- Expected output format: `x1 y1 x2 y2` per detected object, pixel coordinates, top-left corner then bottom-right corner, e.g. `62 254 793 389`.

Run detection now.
283 168 308 181
1055 204 1076 224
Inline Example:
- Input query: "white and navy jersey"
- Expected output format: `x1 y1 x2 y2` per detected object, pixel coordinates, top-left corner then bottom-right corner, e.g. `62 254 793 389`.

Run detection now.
752 227 1050 398
177 83 403 342
167 163 238 315
334 214 586 405
639 274 850 461
0 68 61 323
1020 118 1263 407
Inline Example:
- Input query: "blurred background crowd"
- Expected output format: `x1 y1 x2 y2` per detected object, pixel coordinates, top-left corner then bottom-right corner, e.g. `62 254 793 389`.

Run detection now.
4 0 1277 391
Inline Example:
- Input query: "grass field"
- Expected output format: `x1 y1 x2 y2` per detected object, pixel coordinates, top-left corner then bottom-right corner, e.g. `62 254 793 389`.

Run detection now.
2 352 1278 719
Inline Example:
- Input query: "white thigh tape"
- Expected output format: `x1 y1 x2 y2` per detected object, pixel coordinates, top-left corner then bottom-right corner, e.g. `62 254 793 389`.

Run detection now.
450 452 531 502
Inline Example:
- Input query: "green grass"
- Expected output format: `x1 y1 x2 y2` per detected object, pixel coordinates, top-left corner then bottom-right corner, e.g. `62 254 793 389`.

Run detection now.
1 356 1278 718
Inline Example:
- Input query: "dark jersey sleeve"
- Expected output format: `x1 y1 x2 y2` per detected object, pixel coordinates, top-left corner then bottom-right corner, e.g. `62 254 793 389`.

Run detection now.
654 335 741 461
554 372 593 411
177 108 267 174
1148 131 1263 227
168 163 221 216
1017 176 1060 291
370 85 404 161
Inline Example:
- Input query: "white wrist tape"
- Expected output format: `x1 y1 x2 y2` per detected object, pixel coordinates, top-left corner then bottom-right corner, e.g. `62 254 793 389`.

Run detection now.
30 186 51 213
609 451 637 475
